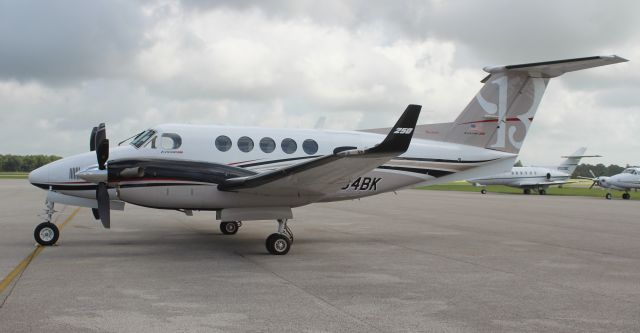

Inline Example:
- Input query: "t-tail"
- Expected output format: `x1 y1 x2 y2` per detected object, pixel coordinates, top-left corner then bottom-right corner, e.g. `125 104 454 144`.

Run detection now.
555 147 600 175
413 56 627 154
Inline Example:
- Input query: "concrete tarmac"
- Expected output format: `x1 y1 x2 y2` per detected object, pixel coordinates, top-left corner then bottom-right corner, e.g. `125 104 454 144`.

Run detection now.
1 179 640 332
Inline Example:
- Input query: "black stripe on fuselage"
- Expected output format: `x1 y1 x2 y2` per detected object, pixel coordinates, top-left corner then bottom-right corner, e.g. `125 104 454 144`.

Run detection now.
32 183 98 191
237 155 322 168
31 182 213 191
376 166 453 178
392 157 499 164
236 156 497 170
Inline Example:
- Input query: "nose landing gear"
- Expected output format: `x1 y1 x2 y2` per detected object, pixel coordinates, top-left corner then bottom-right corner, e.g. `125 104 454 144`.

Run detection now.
34 201 60 246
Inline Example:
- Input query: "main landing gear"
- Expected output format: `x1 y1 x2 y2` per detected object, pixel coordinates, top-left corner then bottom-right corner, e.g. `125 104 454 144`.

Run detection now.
220 221 241 235
523 189 531 195
34 201 60 246
622 192 631 200
538 189 547 195
219 219 295 255
605 193 612 200
266 219 293 255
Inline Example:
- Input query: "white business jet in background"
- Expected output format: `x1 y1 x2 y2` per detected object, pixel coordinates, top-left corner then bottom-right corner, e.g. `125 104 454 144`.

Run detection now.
468 147 600 195
28 55 626 255
582 167 640 200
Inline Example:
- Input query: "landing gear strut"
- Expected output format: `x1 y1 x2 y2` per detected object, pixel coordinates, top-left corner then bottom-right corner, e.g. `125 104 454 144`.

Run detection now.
34 201 60 246
220 221 241 235
265 219 293 255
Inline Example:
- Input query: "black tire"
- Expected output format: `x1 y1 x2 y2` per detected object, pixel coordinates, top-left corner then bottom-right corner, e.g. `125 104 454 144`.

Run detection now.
539 189 546 195
623 193 631 200
34 222 59 246
265 233 291 255
220 221 239 235
480 189 487 194
605 193 612 200
523 189 531 195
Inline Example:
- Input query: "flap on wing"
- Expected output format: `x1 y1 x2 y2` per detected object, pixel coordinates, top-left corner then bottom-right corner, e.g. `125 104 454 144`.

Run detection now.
218 104 421 196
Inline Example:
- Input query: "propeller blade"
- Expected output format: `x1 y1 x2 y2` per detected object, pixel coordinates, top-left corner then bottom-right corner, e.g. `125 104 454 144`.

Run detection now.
90 126 98 151
94 123 109 170
96 182 111 229
97 139 109 170
589 181 596 189
91 208 100 220
589 169 596 178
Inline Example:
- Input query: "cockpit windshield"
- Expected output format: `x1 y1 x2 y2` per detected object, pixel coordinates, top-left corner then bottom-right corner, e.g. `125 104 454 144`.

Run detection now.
130 129 157 149
623 168 638 175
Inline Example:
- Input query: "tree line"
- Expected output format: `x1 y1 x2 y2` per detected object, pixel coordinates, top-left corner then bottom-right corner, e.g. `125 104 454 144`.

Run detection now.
0 155 62 172
572 163 627 178
0 154 631 177
514 161 627 178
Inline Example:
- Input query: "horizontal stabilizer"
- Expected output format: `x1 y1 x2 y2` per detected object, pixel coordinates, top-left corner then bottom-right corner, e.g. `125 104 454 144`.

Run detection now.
561 155 602 158
483 55 628 78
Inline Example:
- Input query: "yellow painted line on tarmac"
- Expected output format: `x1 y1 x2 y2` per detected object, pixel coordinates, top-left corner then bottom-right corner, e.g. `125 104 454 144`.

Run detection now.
0 207 81 294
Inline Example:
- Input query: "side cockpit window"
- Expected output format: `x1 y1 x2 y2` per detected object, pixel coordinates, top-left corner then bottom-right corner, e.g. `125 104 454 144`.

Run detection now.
131 129 157 149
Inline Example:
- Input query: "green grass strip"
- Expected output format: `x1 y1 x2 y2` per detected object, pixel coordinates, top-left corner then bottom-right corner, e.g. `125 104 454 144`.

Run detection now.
418 181 639 200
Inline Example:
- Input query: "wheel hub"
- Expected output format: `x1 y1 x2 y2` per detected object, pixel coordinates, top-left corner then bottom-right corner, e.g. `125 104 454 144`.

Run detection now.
274 239 287 252
39 228 54 242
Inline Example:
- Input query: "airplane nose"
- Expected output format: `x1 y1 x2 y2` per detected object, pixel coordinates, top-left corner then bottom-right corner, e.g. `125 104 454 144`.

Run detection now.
28 165 50 185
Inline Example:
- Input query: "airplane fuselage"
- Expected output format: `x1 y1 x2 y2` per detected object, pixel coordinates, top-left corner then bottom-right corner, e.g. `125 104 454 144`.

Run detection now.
470 166 570 189
29 124 515 211
598 168 640 191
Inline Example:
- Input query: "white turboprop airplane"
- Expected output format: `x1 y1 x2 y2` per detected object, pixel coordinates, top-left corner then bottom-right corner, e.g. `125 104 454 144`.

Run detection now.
581 167 640 200
468 147 600 195
28 55 626 255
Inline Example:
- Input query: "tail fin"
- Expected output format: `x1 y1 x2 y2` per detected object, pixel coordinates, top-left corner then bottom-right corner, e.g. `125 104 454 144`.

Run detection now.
414 55 627 154
556 147 600 174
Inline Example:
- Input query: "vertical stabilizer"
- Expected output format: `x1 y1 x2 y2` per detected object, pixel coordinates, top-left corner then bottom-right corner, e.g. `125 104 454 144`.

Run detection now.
411 56 627 154
556 147 600 175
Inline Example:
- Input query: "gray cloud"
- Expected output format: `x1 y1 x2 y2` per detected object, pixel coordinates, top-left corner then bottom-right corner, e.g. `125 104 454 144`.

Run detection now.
0 0 638 165
0 0 149 84
179 0 639 62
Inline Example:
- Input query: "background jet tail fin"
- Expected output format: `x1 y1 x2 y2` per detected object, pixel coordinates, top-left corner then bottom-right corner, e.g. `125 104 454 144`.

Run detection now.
557 147 601 174
411 55 627 154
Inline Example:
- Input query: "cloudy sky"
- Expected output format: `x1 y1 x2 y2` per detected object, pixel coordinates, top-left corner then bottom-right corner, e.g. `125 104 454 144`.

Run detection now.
1 0 638 165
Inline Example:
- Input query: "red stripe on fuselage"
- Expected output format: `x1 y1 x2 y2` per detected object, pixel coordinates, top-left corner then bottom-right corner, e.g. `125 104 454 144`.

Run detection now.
460 117 534 125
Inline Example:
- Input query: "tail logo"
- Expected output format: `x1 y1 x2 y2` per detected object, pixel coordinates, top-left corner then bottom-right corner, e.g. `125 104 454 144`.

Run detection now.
476 76 545 150
394 128 414 135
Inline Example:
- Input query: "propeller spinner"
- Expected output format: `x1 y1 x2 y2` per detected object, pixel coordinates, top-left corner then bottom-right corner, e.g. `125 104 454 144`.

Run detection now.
578 169 603 189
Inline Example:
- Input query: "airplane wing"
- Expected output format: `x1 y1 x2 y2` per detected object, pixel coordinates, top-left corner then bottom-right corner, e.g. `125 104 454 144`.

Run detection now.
218 105 421 197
